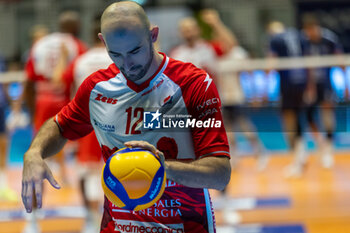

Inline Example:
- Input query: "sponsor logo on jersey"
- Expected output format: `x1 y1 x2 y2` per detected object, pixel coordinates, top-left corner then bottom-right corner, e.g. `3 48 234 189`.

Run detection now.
203 74 213 92
94 93 118 104
196 97 219 111
111 197 183 218
93 119 115 132
198 107 219 119
163 95 172 104
113 219 184 233
141 79 164 96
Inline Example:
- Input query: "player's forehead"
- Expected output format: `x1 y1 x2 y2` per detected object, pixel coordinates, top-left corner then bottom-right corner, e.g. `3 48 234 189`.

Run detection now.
104 27 148 53
179 18 198 30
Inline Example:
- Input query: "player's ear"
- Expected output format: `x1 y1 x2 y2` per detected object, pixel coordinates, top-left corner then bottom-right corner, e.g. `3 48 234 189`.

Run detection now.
150 26 159 43
98 33 106 45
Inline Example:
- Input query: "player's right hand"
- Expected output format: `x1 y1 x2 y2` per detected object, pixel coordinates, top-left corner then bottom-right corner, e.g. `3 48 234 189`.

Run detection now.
21 152 61 213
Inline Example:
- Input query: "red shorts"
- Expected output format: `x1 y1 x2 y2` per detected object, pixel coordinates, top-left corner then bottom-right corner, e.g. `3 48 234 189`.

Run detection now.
34 98 69 132
77 131 101 163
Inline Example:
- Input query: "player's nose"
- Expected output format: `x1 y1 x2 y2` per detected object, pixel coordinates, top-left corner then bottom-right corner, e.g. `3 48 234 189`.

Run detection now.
124 56 135 72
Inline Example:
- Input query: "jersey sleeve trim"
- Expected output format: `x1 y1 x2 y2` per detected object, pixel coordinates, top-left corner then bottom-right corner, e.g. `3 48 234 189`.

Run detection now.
54 115 63 132
199 150 230 159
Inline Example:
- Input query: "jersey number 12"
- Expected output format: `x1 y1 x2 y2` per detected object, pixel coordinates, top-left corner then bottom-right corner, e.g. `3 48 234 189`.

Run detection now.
125 107 143 134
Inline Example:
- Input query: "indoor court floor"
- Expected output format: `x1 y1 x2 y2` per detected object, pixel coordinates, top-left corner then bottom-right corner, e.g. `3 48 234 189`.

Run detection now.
2 107 350 233
1 151 350 233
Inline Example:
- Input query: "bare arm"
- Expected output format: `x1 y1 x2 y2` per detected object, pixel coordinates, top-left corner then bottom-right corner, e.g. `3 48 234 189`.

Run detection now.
22 117 67 213
201 9 237 54
52 43 69 89
28 117 67 157
164 156 231 190
23 80 36 123
125 141 231 191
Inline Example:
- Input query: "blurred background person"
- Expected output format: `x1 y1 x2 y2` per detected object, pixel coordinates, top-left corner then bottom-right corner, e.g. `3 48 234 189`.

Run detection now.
25 11 87 131
6 99 30 134
24 10 87 184
206 13 268 173
170 16 218 78
266 21 308 177
23 10 87 233
172 9 269 225
171 9 268 169
301 13 344 170
0 53 17 202
200 8 237 58
54 20 111 233
214 31 270 224
201 8 267 170
21 24 49 65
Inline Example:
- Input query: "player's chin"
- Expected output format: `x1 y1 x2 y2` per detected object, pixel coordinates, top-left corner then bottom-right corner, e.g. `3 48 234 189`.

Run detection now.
125 73 141 81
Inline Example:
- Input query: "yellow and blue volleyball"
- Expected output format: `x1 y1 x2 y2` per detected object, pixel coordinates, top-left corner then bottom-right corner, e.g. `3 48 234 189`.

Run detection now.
101 147 166 211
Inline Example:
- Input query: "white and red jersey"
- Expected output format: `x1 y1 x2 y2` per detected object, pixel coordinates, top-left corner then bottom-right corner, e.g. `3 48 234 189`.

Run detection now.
170 40 218 78
55 53 229 233
64 47 113 93
25 32 87 131
27 32 86 80
63 46 112 164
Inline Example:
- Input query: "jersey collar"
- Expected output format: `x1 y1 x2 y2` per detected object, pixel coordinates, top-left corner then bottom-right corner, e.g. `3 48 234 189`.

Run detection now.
125 52 167 93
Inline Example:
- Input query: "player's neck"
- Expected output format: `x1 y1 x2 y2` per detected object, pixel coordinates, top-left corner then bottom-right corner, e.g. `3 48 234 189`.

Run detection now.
134 51 164 85
94 42 105 48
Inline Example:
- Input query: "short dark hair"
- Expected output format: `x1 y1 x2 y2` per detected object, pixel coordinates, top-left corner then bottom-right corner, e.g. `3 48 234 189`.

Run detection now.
59 11 80 36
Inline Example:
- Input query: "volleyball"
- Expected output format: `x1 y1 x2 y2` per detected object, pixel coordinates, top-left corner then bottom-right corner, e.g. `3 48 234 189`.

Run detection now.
101 147 166 211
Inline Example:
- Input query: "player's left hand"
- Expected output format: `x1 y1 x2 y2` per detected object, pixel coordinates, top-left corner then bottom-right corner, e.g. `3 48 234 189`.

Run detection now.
124 141 165 166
